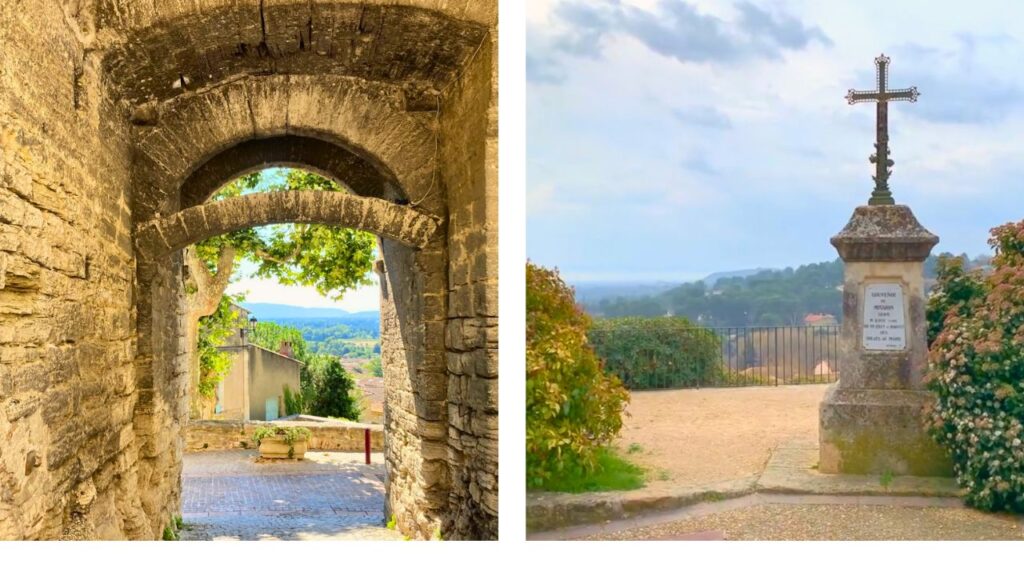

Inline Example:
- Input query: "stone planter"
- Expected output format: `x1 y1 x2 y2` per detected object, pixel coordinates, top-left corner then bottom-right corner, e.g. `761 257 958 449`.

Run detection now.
257 436 308 459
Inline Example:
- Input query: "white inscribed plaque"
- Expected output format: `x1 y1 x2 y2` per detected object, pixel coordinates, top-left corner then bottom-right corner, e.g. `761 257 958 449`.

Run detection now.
862 282 906 351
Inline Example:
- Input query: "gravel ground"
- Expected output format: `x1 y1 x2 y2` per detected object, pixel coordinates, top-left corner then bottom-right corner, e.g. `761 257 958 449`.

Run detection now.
616 384 828 487
578 503 1024 541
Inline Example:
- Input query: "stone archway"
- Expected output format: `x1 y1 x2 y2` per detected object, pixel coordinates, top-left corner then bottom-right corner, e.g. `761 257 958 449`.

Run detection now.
0 0 496 541
135 190 439 260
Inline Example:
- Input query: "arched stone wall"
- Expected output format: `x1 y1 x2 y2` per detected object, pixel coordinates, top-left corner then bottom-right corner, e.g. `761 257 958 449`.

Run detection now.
135 190 438 260
0 0 496 541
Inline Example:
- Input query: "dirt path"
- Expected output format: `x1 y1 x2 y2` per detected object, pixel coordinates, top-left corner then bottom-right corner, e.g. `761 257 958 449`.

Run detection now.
615 384 828 487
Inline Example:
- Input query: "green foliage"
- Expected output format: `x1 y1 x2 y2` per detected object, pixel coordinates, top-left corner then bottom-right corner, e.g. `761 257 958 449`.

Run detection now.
309 338 378 359
363 356 383 377
252 425 312 457
250 321 310 362
880 469 894 489
194 168 377 301
926 254 986 346
534 447 645 493
589 316 723 389
386 516 397 530
927 220 1024 513
526 262 630 491
267 317 380 359
304 355 362 421
282 385 303 416
162 525 178 541
593 254 992 327
174 515 183 530
596 259 845 325
197 296 241 398
251 425 312 446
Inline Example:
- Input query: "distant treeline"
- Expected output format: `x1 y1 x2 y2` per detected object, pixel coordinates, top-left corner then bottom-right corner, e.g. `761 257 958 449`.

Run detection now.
589 254 990 326
268 317 380 359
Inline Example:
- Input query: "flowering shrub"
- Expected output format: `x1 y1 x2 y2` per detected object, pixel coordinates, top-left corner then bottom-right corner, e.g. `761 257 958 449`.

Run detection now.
927 221 1024 512
526 263 630 489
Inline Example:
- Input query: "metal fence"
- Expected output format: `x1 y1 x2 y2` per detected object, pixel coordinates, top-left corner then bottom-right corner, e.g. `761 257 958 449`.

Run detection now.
589 324 840 389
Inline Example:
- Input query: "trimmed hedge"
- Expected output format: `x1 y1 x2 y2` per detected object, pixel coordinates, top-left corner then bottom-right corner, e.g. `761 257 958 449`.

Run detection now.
589 317 722 389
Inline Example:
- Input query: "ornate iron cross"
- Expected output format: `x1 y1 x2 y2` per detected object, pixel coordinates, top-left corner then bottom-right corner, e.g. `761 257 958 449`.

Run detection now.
846 54 919 206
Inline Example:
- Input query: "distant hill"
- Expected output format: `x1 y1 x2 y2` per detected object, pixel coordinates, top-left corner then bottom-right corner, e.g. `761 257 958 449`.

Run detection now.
241 302 380 321
572 281 678 305
590 253 990 326
702 268 771 288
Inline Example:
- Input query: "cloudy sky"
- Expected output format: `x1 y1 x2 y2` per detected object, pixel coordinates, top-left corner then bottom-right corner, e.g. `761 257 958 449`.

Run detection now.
527 0 1024 282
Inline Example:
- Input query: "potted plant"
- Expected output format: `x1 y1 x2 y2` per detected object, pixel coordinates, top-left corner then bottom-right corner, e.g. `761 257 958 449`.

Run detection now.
252 425 312 459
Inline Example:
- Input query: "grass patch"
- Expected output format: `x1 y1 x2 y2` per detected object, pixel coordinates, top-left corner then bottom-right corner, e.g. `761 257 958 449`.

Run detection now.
537 447 646 493
627 442 643 454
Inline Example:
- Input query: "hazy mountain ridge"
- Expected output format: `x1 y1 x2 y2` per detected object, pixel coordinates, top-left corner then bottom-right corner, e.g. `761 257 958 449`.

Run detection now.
241 302 380 320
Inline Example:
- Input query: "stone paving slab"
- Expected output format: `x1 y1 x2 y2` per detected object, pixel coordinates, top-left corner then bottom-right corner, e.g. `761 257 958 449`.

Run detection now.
179 450 400 541
756 440 963 497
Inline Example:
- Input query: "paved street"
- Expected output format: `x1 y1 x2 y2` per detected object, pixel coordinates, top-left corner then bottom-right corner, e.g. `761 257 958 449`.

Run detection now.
179 451 401 540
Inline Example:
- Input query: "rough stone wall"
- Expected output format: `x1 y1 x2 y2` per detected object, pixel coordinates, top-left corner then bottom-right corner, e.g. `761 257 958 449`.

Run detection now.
379 237 452 538
439 33 499 539
186 420 384 452
0 1 142 539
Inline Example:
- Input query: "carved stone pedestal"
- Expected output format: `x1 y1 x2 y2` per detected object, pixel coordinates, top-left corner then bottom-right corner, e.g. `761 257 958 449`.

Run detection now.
818 205 952 476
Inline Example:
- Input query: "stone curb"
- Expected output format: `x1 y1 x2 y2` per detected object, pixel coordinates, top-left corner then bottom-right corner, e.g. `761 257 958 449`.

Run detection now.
526 476 759 533
526 440 965 534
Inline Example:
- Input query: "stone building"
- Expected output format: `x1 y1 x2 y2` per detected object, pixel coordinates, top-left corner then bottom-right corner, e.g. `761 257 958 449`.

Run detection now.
0 0 498 540
211 305 303 422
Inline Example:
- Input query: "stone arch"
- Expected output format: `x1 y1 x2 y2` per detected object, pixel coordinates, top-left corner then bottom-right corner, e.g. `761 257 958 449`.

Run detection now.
131 75 443 219
135 190 439 262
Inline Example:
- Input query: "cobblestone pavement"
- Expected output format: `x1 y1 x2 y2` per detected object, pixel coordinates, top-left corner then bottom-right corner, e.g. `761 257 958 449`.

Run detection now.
179 451 402 541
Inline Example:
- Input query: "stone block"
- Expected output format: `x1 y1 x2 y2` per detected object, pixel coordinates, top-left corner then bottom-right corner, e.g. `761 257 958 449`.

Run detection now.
819 384 952 476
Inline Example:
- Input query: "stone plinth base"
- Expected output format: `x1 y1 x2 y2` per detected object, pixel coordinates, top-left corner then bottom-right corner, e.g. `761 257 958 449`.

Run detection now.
819 384 952 477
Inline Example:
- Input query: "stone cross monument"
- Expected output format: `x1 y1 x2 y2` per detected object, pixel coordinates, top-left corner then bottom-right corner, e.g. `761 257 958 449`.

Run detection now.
819 55 951 476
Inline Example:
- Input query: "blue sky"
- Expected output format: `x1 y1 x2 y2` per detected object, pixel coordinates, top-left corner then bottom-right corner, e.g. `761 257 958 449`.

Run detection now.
527 0 1024 282
226 169 380 311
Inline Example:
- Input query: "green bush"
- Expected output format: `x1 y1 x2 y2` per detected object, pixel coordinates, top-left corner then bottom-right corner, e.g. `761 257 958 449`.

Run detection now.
283 385 303 416
926 253 986 347
196 296 241 398
526 263 630 490
589 316 723 389
305 354 361 421
927 220 1024 512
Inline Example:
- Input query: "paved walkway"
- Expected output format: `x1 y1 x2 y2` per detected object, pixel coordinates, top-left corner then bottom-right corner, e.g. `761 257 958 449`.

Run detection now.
530 384 1024 540
179 451 401 541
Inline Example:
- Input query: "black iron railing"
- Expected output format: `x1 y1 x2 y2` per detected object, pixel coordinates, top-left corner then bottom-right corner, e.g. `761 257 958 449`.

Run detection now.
589 324 840 389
